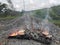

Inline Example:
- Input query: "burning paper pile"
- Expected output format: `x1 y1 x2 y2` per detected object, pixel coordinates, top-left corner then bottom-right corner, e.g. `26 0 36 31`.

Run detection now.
10 29 25 36
8 28 52 44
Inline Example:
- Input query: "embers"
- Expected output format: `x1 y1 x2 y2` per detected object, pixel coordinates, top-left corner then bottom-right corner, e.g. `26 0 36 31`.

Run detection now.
8 30 52 44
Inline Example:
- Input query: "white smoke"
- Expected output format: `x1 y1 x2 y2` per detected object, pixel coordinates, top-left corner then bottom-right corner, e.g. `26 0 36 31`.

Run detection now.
0 0 60 11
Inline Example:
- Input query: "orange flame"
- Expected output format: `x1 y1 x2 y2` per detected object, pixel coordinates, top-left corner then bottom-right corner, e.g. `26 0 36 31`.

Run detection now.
42 30 49 36
42 30 52 38
10 29 25 36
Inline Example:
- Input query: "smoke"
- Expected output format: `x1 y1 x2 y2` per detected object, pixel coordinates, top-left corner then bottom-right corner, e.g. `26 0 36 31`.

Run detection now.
7 0 15 10
40 8 52 32
0 0 60 11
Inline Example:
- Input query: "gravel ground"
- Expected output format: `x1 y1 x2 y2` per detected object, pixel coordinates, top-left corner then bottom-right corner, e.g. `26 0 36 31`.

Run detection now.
2 39 49 45
0 15 60 45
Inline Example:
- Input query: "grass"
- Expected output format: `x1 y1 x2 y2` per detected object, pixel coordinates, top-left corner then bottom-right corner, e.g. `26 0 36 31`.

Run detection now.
51 20 60 27
0 16 16 19
0 15 22 20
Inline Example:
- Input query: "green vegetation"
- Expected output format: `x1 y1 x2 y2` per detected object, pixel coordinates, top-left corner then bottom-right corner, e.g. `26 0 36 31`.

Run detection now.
0 2 60 27
33 9 47 19
33 5 60 27
50 6 60 20
51 20 60 27
0 16 16 20
0 2 23 20
50 6 60 26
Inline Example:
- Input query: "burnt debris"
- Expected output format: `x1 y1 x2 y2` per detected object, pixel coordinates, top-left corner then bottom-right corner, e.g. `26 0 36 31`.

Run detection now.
8 29 52 44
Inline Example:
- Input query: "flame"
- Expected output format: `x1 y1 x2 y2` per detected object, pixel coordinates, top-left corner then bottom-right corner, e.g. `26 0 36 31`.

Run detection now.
10 29 25 36
42 30 49 36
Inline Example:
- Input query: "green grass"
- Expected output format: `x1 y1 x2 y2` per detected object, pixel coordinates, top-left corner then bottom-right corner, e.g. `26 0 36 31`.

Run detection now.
0 16 16 19
51 20 60 26
0 15 22 20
